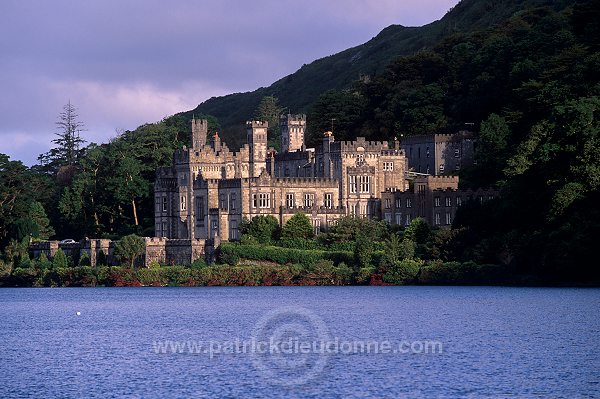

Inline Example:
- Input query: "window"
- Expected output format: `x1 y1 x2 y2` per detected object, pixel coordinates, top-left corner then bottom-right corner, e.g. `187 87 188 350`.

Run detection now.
406 198 412 208
220 194 227 210
454 149 460 158
161 222 167 237
395 213 402 225
383 162 394 171
286 193 295 208
357 154 364 163
259 193 270 208
395 198 402 208
230 221 238 240
385 198 391 209
456 197 462 207
435 213 441 225
384 213 392 223
405 214 411 225
349 175 357 193
196 197 205 221
324 193 332 208
434 197 441 207
445 197 451 207
180 195 186 211
312 219 321 235
445 212 452 225
155 224 160 236
304 193 314 208
162 197 168 212
252 194 258 208
426 147 430 158
155 197 160 213
359 176 370 193
230 194 236 210
211 220 218 232
439 164 445 173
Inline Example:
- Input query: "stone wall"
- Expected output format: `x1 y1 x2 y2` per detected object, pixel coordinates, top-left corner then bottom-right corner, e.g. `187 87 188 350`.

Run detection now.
29 237 211 267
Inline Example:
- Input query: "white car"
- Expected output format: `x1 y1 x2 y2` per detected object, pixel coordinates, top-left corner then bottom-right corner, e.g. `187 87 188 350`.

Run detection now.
59 239 77 244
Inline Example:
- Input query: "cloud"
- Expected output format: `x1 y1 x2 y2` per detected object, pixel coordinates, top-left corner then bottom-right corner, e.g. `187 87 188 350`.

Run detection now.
0 0 460 165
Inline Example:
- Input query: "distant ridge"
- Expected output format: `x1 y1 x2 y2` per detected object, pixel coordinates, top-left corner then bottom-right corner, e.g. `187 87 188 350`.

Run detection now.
178 0 573 146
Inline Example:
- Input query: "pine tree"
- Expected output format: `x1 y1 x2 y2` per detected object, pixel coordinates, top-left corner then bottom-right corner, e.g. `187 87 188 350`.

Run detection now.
38 101 86 174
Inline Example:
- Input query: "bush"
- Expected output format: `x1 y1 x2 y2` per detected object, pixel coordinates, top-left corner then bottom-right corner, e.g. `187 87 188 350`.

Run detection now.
220 251 240 266
280 213 314 240
147 260 161 269
383 259 423 285
52 249 68 269
356 267 375 285
333 262 353 285
190 258 208 269
79 252 91 266
36 253 52 270
11 267 40 287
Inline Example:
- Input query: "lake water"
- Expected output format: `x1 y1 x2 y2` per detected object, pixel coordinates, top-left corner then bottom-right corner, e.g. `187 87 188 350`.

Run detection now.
0 287 599 398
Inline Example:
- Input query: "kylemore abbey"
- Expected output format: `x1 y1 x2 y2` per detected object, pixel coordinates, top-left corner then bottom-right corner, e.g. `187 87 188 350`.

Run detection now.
155 115 496 241
30 115 497 266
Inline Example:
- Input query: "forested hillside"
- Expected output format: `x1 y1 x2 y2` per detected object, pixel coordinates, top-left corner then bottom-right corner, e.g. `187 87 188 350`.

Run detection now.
1 0 598 281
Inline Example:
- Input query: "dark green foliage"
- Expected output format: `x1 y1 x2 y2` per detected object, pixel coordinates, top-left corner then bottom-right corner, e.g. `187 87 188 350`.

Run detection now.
115 234 146 268
383 259 423 285
240 215 280 244
353 236 374 269
52 249 68 269
280 213 314 241
96 250 108 266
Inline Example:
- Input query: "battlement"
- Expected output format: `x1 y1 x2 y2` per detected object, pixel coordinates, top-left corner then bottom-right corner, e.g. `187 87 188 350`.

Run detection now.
280 114 306 124
272 177 339 187
340 137 389 152
246 120 268 128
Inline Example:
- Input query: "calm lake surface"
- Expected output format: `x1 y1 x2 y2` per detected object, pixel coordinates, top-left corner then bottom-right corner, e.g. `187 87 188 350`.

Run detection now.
0 286 598 398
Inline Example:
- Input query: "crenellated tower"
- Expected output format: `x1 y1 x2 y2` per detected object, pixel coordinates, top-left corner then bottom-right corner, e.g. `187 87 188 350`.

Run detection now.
192 118 208 150
280 114 306 153
247 120 268 177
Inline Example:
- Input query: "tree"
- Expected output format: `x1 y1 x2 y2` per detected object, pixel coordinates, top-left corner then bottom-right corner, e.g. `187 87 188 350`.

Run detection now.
255 96 283 150
38 101 86 173
115 234 146 269
280 213 314 240
475 113 510 184
240 215 280 244
28 202 54 240
52 248 68 269
0 154 48 247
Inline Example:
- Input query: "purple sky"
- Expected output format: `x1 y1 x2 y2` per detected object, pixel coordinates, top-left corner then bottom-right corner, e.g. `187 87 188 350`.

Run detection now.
0 0 459 165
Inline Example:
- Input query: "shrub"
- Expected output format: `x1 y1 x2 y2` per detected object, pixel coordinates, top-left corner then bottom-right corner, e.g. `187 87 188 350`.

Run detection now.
333 262 353 285
36 253 52 270
356 267 375 285
190 258 208 269
52 249 68 269
115 234 146 268
383 259 424 285
11 267 39 287
220 251 240 266
280 213 314 240
79 252 91 266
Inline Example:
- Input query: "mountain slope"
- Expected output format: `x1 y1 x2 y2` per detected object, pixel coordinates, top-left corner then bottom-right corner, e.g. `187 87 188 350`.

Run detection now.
179 0 573 146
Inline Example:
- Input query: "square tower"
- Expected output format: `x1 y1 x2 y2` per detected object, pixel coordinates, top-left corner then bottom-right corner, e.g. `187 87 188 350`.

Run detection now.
246 120 268 177
192 118 208 150
280 114 306 153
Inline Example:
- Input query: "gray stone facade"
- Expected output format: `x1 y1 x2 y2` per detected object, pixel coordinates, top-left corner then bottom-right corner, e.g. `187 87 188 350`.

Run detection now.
401 131 475 175
380 176 498 227
155 117 408 240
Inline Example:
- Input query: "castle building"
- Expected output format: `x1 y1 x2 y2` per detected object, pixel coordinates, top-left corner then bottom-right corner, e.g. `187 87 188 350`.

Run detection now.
155 115 495 243
155 115 408 240
400 131 475 175
380 175 497 227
